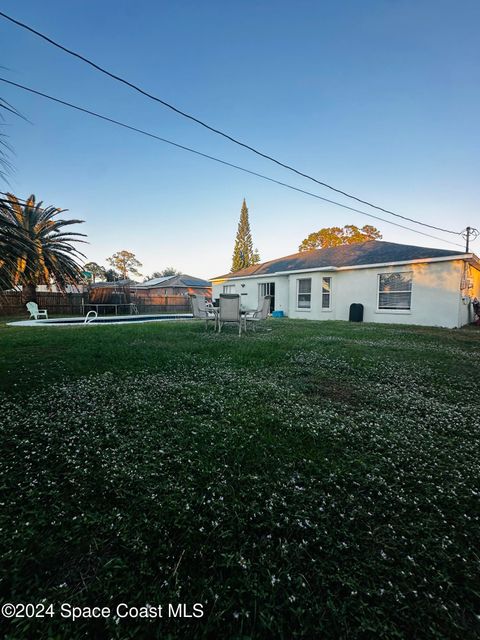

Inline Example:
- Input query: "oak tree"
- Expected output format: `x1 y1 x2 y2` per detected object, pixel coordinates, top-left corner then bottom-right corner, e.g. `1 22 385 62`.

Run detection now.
299 225 382 252
106 250 142 280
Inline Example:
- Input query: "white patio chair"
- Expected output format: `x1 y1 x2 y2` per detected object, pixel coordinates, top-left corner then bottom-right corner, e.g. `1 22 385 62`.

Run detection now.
245 295 271 331
218 294 245 336
26 301 48 320
189 294 216 330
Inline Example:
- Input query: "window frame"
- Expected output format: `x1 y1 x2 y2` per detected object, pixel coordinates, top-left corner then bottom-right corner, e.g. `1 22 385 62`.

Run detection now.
296 278 312 311
223 284 236 294
377 271 413 313
321 276 332 311
258 282 274 299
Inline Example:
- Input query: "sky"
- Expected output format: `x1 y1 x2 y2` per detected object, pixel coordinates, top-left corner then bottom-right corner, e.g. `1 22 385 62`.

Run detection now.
1 0 479 279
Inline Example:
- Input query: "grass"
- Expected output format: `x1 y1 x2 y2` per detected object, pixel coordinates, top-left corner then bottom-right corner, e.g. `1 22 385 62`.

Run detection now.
0 318 479 639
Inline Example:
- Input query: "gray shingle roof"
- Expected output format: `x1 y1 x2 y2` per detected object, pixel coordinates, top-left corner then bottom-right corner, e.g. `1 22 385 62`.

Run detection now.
90 275 211 289
212 241 465 280
135 274 211 289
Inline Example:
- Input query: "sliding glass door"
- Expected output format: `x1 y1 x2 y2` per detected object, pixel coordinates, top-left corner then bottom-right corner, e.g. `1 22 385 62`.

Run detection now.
258 282 275 312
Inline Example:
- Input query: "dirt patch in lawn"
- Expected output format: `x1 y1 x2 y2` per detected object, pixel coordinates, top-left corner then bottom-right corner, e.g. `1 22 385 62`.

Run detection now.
299 375 361 406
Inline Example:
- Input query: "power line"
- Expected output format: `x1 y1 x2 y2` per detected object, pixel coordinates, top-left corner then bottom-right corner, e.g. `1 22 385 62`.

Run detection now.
0 89 468 253
13 195 472 251
0 78 467 250
0 10 462 237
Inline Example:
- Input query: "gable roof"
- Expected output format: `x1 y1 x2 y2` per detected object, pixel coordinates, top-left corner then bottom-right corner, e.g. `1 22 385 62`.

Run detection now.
135 274 211 289
89 275 211 289
212 241 466 280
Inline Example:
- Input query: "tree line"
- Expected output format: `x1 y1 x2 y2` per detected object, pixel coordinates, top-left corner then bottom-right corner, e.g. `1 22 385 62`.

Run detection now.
0 190 383 303
84 256 180 284
0 192 182 301
230 199 382 272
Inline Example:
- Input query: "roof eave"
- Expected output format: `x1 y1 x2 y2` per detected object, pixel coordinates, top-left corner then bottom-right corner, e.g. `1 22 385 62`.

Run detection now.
467 253 480 269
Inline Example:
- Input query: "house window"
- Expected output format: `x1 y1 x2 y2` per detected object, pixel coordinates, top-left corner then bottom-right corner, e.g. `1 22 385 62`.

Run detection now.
297 278 311 309
223 284 235 293
378 272 412 310
322 277 332 309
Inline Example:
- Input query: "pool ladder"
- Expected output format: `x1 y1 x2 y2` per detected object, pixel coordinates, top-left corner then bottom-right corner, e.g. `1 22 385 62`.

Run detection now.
84 310 98 324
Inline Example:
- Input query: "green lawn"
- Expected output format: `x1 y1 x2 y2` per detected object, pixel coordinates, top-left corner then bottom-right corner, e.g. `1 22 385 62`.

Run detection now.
1 319 479 639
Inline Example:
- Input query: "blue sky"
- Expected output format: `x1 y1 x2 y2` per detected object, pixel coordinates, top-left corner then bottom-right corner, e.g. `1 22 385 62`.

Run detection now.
1 0 479 279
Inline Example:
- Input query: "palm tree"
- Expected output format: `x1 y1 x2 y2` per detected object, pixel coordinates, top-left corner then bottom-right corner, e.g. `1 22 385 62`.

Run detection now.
0 215 30 289
0 193 86 300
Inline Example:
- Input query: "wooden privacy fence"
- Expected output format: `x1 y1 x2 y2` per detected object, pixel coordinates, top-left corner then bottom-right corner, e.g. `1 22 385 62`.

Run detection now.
132 293 192 314
0 292 84 317
0 291 192 317
135 297 191 314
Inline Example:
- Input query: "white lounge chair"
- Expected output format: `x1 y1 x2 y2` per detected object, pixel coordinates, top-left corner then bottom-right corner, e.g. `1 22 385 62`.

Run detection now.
245 295 271 331
218 294 245 336
189 294 216 330
26 302 48 320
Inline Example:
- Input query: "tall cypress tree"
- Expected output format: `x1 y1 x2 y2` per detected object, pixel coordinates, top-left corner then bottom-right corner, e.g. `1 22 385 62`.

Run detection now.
231 199 259 272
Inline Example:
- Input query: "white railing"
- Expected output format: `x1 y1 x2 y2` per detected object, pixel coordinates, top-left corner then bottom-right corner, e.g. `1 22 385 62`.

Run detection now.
84 310 98 324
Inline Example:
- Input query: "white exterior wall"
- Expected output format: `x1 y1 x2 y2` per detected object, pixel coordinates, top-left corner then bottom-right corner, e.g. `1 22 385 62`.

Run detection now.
287 261 465 327
288 272 335 321
212 259 479 328
23 284 86 293
458 262 480 326
212 276 289 312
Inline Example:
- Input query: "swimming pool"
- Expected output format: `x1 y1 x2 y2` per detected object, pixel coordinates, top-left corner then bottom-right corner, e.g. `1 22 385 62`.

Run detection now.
7 314 194 327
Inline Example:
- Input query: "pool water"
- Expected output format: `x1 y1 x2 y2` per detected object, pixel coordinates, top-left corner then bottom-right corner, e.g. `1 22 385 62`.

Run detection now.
7 314 193 327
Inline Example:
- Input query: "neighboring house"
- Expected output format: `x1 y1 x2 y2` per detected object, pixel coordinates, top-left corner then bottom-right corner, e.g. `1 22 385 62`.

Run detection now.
8 283 86 293
211 241 480 328
133 274 211 303
88 274 211 306
36 283 86 294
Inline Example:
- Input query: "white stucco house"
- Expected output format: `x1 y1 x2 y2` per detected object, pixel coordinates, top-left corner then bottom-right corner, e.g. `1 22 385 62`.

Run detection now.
211 241 480 328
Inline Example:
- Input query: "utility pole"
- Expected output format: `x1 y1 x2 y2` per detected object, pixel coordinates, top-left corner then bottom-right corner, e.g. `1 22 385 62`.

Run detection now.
462 226 479 253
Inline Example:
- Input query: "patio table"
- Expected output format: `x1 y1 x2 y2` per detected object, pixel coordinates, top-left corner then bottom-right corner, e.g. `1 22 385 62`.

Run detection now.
207 304 256 332
205 303 220 331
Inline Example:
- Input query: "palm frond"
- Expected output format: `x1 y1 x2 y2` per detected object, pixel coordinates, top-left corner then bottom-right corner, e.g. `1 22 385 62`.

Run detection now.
0 98 24 184
0 193 86 292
